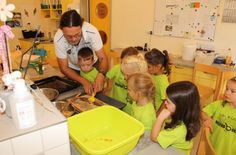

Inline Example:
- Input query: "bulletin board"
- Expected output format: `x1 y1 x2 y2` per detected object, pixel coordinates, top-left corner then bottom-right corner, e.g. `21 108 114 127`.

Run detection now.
153 0 220 41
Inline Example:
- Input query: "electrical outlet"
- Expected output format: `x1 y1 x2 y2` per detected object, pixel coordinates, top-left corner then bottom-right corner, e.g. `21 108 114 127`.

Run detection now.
147 31 153 35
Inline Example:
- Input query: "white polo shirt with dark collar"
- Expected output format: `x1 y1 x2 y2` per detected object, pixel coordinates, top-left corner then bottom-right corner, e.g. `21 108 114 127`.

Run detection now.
54 22 103 71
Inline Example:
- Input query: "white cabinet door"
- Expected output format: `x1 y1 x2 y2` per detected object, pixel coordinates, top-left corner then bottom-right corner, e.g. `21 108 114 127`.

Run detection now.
41 122 69 150
0 140 13 155
11 131 43 155
44 143 71 155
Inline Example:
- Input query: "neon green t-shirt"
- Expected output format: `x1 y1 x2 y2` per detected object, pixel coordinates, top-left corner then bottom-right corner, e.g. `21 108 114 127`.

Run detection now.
131 101 156 130
106 64 132 114
203 100 236 155
152 74 169 110
80 67 98 83
157 122 193 155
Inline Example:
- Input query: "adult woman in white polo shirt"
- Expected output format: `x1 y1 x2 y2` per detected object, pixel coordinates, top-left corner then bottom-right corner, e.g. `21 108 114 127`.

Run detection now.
54 10 108 95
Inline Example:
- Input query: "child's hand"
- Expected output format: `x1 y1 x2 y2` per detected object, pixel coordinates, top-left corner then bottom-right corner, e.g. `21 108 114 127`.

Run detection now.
158 109 171 121
203 117 213 132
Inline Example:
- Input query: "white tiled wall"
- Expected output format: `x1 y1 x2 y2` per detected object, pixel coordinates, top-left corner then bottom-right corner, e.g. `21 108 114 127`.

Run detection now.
0 122 70 155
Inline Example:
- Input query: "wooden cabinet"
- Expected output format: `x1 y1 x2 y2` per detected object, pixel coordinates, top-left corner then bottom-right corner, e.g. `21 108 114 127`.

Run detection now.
170 64 218 90
170 65 193 83
194 69 218 89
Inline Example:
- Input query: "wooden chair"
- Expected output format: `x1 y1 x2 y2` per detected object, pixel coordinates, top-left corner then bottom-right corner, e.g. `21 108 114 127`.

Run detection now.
215 71 236 100
196 127 217 155
108 49 122 69
192 63 221 106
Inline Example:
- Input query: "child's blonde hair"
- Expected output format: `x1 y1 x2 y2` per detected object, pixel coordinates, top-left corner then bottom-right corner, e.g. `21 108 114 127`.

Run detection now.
121 54 147 74
128 73 155 102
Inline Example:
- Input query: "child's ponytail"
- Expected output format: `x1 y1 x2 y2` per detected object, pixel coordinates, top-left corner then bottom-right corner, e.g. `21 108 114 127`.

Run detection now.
162 50 171 75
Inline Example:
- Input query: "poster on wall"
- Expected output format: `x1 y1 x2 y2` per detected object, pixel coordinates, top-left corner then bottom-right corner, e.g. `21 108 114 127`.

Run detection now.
6 12 22 27
154 0 220 41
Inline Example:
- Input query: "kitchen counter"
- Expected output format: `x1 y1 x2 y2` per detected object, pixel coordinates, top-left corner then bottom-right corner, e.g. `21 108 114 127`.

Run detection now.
0 64 71 154
0 87 66 142
18 38 54 44
0 84 71 155
26 64 64 81
111 48 236 72
172 56 236 72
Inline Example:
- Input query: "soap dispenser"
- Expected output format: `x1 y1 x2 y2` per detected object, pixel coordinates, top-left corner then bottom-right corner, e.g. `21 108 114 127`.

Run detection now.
10 79 37 129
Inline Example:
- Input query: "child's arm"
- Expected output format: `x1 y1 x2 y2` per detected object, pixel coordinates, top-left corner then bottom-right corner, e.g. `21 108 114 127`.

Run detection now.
151 109 171 142
201 111 213 132
103 78 112 96
156 101 165 117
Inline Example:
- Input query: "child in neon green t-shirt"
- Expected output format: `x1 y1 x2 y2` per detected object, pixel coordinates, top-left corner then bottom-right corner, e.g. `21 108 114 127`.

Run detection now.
106 47 148 115
120 54 148 114
144 48 170 111
127 73 156 154
202 76 236 155
151 81 201 155
77 47 98 83
105 47 138 107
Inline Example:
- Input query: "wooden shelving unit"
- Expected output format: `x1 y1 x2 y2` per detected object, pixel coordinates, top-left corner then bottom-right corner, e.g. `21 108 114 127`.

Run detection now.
40 0 72 20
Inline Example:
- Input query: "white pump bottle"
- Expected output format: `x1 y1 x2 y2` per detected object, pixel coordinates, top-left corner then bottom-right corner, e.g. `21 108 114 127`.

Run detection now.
10 79 37 129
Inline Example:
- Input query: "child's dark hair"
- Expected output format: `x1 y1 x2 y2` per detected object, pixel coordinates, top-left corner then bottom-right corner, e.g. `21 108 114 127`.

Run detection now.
78 47 93 59
120 47 139 59
165 81 201 141
144 48 171 75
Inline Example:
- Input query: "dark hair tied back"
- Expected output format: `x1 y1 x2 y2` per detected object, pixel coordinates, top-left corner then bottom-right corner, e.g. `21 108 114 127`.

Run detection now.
162 50 171 75
60 10 82 29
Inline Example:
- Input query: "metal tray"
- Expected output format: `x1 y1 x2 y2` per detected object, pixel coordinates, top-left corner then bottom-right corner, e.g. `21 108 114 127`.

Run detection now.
54 93 125 117
34 76 79 94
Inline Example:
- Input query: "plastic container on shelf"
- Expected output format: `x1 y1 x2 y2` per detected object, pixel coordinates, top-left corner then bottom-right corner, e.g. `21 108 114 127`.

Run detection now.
68 106 144 155
225 48 232 66
182 43 197 61
10 79 37 129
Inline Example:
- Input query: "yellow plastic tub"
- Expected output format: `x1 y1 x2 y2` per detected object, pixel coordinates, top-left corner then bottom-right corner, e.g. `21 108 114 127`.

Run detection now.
68 106 144 155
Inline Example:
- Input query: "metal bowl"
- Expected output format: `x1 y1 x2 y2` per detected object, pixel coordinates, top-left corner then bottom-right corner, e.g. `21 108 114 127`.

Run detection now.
40 88 59 101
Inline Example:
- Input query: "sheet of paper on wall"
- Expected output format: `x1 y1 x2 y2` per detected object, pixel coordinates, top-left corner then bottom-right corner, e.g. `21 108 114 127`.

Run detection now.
222 0 236 23
153 0 220 41
153 20 165 36
153 0 167 36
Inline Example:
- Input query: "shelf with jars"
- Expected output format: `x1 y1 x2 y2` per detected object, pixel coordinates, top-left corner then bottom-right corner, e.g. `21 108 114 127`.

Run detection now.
40 0 63 19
